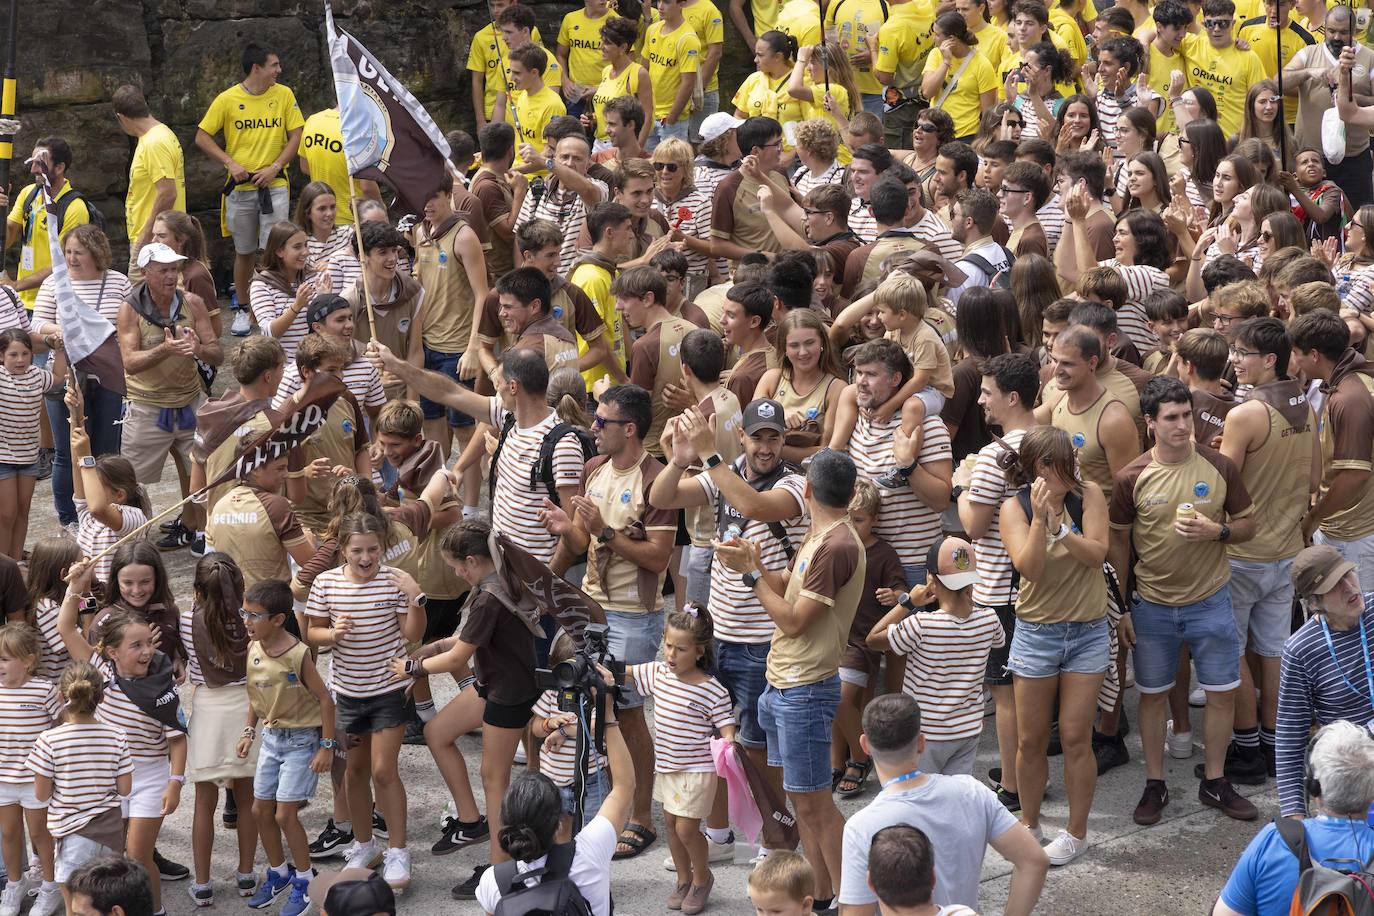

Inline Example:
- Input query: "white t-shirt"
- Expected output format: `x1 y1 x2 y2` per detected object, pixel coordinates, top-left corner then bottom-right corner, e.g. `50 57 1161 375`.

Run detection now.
475 815 617 916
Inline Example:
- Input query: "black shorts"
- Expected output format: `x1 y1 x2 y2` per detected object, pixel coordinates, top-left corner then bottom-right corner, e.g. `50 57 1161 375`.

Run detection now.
483 694 538 730
984 603 1017 686
336 687 409 738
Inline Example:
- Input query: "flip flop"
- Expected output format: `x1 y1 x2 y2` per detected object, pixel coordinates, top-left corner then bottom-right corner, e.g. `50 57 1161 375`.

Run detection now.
613 822 658 860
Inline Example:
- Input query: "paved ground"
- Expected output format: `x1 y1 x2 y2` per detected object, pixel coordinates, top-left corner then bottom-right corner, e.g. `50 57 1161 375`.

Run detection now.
23 318 1272 914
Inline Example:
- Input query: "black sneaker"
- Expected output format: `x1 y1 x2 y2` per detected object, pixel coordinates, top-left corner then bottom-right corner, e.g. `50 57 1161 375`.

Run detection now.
1093 731 1129 776
994 785 1021 812
309 819 355 859
372 809 389 839
432 815 490 855
1133 780 1169 826
452 864 490 900
223 786 238 828
1199 776 1258 821
190 533 207 559
1193 743 1267 785
156 521 193 552
154 848 190 881
1262 742 1276 777
403 714 427 746
873 468 912 491
159 517 180 533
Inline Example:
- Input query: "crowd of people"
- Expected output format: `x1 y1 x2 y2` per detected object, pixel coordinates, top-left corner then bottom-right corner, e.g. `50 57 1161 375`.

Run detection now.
8 0 1374 913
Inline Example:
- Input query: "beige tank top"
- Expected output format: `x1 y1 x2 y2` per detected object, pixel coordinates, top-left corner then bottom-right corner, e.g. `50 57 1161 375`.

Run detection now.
1052 389 1124 494
246 640 321 730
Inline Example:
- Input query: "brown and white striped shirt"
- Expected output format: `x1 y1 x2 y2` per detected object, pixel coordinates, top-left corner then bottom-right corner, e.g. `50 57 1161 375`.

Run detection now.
76 499 148 584
887 606 1005 740
0 365 55 464
34 270 132 327
965 429 1026 608
533 690 605 786
26 722 133 838
628 661 732 773
92 656 177 762
848 412 952 568
307 225 354 274
305 566 411 699
272 350 386 415
34 598 69 684
250 279 310 360
488 402 585 565
0 679 60 783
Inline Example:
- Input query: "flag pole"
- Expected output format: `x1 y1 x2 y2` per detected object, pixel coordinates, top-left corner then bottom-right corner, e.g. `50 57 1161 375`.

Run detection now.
347 175 377 339
0 0 15 194
1274 16 1287 167
490 15 524 138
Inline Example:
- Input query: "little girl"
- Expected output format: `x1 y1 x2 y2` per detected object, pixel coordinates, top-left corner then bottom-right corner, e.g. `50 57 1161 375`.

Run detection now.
66 385 148 584
304 513 425 892
25 538 80 684
56 557 188 915
0 624 60 916
26 661 131 914
92 542 186 671
624 606 735 916
0 329 63 559
181 554 258 906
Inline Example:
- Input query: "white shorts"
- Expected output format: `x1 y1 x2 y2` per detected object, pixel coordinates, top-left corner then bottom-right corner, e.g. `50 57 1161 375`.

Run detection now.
0 780 44 810
838 666 870 687
55 834 115 884
123 758 171 820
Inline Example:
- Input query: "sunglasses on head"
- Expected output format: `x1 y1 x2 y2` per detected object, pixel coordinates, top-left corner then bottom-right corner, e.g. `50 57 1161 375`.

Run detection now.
653 161 679 173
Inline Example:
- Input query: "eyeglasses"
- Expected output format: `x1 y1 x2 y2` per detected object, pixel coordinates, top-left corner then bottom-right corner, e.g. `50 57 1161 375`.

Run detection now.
1203 17 1233 27
1212 312 1241 326
760 140 782 149
914 122 939 133
663 273 684 283
238 608 273 622
653 161 679 173
1178 137 1191 147
998 186 1030 195
592 415 633 429
1229 346 1261 359
1259 230 1274 241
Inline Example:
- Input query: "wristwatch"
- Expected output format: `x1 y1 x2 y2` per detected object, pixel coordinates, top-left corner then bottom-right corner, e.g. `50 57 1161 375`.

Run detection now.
950 485 965 501
319 738 339 750
598 526 615 544
1217 523 1231 543
78 456 96 469
898 594 916 611
741 571 761 589
413 593 428 608
704 453 724 469
545 157 556 172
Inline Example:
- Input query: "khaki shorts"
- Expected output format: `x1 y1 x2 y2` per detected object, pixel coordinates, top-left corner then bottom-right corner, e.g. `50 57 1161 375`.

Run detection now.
122 394 207 484
653 771 716 819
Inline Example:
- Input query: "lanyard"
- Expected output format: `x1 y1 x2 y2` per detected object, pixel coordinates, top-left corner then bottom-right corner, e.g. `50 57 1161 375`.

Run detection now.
1320 614 1374 706
881 768 924 791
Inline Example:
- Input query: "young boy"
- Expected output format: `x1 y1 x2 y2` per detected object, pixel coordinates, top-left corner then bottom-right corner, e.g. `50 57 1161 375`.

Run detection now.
1294 147 1350 243
1174 327 1234 445
866 825 977 916
746 851 815 916
284 334 371 533
1080 265 1148 364
978 140 1017 195
496 44 567 179
237 579 337 916
832 479 907 797
1141 289 1189 376
865 536 1004 776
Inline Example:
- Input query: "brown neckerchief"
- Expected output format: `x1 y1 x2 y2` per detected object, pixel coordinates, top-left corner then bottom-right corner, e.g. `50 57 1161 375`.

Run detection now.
252 268 297 299
123 281 183 331
1242 378 1312 432
191 392 271 464
594 518 659 613
355 272 422 312
569 250 618 277
391 439 446 500
190 600 249 688
421 213 463 245
480 541 545 637
1325 348 1374 394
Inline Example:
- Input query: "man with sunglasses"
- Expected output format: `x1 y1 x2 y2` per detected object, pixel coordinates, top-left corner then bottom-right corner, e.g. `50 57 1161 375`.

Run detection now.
1183 0 1266 136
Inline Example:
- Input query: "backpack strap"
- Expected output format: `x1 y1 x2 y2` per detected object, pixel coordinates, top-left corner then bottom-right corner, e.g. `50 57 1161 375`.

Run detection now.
1275 816 1313 876
544 841 578 879
1010 488 1088 594
488 411 519 502
536 422 589 506
492 858 524 896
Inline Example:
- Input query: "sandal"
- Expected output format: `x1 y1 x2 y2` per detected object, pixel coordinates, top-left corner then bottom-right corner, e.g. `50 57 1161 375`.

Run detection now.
831 767 844 791
836 759 872 797
613 822 659 860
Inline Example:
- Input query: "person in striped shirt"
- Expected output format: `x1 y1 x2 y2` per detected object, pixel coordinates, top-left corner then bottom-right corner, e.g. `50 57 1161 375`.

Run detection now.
0 625 60 914
295 181 354 278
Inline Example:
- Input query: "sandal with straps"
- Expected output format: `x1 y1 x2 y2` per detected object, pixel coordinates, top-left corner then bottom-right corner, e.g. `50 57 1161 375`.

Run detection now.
836 759 873 797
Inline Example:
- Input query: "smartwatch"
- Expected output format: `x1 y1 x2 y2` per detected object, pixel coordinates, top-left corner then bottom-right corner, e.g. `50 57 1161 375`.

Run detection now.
898 594 916 611
78 456 96 469
704 453 724 469
414 593 428 608
319 738 340 750
741 571 761 589
598 526 615 544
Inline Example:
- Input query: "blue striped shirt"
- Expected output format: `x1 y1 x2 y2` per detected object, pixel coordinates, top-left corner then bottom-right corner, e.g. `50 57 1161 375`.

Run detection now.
1277 600 1374 815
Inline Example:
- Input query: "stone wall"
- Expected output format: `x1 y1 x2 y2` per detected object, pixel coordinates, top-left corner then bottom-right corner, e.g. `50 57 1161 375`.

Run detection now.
8 0 754 281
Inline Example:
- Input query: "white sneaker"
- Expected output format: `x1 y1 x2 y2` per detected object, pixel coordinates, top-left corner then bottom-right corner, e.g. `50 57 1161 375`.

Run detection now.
1189 687 1206 707
1166 720 1194 759
0 880 26 916
345 837 384 870
29 884 62 916
382 847 411 893
62 522 79 541
707 835 735 863
22 864 40 897
231 309 252 336
1044 829 1089 866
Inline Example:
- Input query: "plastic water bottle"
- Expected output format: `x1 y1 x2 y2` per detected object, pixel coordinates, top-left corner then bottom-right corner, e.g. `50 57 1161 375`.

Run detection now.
724 523 743 541
1338 272 1356 300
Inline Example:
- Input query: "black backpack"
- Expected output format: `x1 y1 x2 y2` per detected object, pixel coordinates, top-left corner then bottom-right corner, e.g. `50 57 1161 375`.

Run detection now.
22 184 106 236
492 842 594 916
961 245 1015 290
489 414 599 507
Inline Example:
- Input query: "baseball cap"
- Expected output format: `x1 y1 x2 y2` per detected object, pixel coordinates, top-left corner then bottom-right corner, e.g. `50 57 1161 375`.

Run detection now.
742 398 785 435
700 112 744 144
307 293 351 328
925 535 981 591
1292 545 1357 598
137 243 187 268
308 868 396 916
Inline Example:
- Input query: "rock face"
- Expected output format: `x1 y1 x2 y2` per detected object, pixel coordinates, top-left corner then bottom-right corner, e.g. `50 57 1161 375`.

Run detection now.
7 0 754 280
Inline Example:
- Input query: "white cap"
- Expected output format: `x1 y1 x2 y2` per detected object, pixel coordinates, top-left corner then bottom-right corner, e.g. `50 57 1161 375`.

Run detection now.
699 112 744 144
137 243 187 268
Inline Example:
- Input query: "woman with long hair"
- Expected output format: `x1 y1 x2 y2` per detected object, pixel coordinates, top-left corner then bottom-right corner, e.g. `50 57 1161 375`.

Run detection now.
1234 137 1279 187
1001 425 1111 867
1175 119 1226 214
1121 151 1171 215
1011 253 1058 353
1058 191 1173 307
1257 210 1305 265
1208 153 1260 228
1235 80 1295 171
294 180 354 277
1169 83 1219 131
249 221 330 360
1008 42 1073 141
755 309 847 463
1208 182 1290 271
788 40 861 142
920 13 1000 142
1054 94 1102 155
974 103 1025 154
1108 108 1156 210
945 288 1013 460
587 16 654 149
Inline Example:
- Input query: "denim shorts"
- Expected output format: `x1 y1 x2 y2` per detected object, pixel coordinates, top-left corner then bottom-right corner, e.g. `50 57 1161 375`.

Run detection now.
336 687 409 737
1228 558 1295 658
758 675 841 793
559 767 610 828
647 119 689 151
1132 584 1242 694
254 726 323 803
716 640 770 749
606 609 664 709
902 564 927 590
0 460 40 480
420 346 476 428
1006 617 1111 679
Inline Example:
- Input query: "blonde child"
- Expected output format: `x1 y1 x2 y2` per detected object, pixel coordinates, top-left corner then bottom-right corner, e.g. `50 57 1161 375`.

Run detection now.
0 329 63 559
66 384 150 584
624 606 735 915
746 850 815 916
304 513 425 891
0 624 60 916
26 661 132 916
25 538 80 684
238 579 336 916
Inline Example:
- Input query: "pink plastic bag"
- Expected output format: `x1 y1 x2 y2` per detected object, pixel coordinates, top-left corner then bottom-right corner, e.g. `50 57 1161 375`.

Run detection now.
711 737 763 846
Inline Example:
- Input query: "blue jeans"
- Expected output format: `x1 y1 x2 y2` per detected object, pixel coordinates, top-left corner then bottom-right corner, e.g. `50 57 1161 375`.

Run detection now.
758 675 841 793
647 119 690 151
688 90 722 143
605 609 664 709
1133 584 1242 694
254 726 323 802
45 375 124 526
861 93 885 115
716 640 770 749
420 346 476 428
559 767 610 828
1006 617 1111 678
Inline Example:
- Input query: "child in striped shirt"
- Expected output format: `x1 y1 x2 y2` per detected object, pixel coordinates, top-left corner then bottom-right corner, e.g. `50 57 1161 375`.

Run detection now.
24 538 80 685
66 386 150 585
0 624 60 916
27 661 132 914
529 631 609 840
624 606 734 915
0 329 61 560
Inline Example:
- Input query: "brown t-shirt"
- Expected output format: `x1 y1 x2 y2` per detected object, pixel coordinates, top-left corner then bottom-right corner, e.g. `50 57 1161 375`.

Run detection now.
1191 387 1235 445
942 356 992 462
1109 444 1253 606
726 347 770 407
811 231 861 294
711 171 783 255
767 516 866 688
849 537 905 650
475 281 606 348
513 314 580 374
1318 349 1374 539
842 230 927 300
469 169 514 280
452 184 491 246
458 584 539 705
1008 221 1048 258
675 300 710 329
1083 208 1117 263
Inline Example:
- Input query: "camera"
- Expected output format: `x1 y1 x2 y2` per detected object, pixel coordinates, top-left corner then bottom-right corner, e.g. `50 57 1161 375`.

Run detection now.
537 623 623 714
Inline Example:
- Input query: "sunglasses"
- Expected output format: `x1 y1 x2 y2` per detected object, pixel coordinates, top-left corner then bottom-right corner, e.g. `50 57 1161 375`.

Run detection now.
915 122 939 133
1203 17 1233 27
1006 119 1025 128
592 415 633 429
653 161 680 173
1259 230 1274 241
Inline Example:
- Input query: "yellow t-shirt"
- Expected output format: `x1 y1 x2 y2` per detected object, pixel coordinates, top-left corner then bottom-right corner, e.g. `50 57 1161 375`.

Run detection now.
299 108 355 225
682 0 726 93
125 123 186 245
591 64 644 141
510 87 567 180
465 25 557 120
969 22 1008 75
645 20 702 120
197 83 305 191
798 83 855 163
558 9 612 87
776 0 823 49
570 261 626 389
732 71 807 147
825 0 889 95
6 180 90 309
876 1 937 92
1145 39 1188 134
1236 18 1316 124
922 48 999 138
1049 7 1090 67
1183 35 1266 137
753 0 783 35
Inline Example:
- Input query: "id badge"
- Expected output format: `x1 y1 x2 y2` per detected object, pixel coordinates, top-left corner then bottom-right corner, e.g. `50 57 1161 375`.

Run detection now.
19 246 33 271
